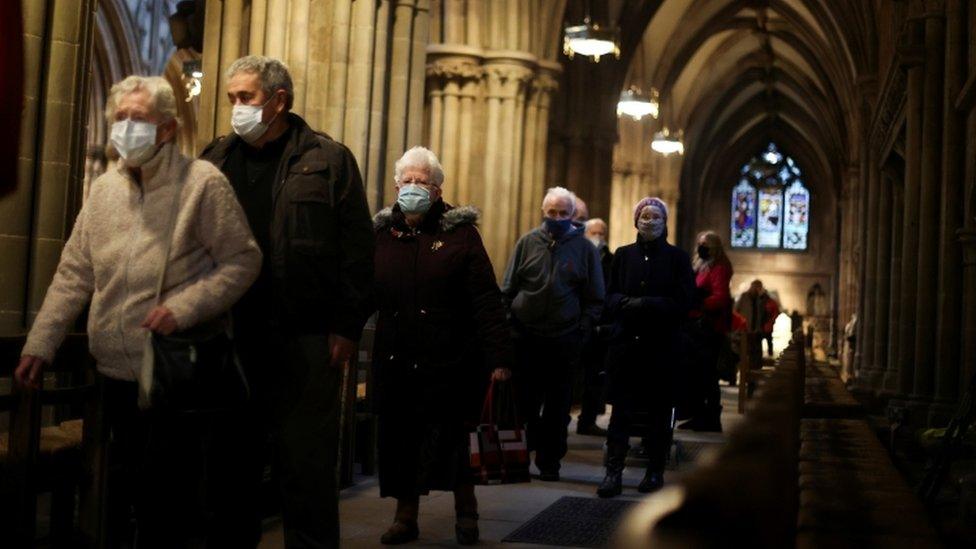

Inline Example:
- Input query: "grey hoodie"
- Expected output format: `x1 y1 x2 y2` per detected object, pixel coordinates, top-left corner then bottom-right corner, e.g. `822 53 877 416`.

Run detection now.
501 222 605 338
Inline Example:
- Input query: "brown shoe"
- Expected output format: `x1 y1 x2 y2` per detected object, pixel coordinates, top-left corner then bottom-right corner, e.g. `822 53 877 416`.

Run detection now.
380 521 419 545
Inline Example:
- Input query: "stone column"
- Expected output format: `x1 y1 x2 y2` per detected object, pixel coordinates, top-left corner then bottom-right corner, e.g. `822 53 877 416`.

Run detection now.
893 21 926 406
931 0 965 422
425 45 485 206
857 147 881 386
518 62 561 236
883 179 905 394
198 0 431 209
0 0 48 331
910 1 945 411
959 229 976 391
15 0 96 327
870 170 893 390
197 0 246 149
481 52 536 272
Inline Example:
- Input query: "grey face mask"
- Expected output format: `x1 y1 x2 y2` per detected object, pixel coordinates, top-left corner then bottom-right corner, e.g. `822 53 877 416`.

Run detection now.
637 218 665 240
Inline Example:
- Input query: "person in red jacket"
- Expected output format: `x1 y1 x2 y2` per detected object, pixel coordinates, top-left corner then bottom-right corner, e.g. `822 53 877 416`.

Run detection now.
681 231 733 432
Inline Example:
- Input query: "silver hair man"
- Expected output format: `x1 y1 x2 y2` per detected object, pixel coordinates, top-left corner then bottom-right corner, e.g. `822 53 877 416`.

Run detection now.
542 186 578 217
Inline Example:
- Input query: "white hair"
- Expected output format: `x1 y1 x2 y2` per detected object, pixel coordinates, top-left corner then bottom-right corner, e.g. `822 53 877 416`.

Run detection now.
226 55 295 110
394 146 445 187
543 186 577 214
585 218 607 230
104 75 179 125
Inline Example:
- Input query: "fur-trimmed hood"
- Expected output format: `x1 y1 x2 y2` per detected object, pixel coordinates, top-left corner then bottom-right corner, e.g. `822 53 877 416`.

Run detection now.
373 203 480 233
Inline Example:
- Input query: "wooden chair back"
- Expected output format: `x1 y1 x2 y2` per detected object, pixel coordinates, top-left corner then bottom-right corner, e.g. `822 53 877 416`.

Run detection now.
0 334 103 548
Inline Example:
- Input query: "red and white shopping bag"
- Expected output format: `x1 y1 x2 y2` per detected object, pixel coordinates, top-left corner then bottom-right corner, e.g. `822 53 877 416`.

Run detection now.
469 379 530 485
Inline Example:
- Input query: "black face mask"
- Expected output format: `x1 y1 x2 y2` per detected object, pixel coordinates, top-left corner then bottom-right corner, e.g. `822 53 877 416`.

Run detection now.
697 245 711 260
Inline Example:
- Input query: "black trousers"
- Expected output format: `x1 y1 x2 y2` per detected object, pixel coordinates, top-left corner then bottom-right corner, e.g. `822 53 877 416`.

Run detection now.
577 337 607 425
606 395 673 471
102 376 244 549
516 332 581 472
233 331 343 549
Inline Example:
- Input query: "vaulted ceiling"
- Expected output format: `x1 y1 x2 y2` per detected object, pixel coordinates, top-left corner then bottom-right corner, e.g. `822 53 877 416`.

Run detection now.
614 0 877 222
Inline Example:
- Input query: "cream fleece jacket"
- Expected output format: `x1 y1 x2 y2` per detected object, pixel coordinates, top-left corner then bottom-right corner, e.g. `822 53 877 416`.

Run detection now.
22 143 261 381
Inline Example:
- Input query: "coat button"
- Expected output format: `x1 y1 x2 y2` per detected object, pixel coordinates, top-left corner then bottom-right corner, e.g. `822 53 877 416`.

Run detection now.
634 335 640 341
413 363 419 370
302 166 309 173
420 309 427 315
389 354 395 360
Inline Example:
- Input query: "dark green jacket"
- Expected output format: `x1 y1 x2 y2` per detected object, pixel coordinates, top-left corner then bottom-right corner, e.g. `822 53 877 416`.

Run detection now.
201 113 375 340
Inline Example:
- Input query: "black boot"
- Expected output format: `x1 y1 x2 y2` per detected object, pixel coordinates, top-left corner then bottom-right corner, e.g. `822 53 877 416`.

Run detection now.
596 441 628 498
637 469 664 493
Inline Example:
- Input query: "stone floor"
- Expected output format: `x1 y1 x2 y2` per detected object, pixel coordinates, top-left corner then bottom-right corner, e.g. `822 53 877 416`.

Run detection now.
259 385 742 548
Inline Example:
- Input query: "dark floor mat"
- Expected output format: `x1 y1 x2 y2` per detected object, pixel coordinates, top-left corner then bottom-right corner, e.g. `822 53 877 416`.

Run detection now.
502 496 635 547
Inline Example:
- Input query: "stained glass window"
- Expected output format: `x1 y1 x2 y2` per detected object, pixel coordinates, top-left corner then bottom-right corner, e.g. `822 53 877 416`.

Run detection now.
731 180 757 247
730 143 809 251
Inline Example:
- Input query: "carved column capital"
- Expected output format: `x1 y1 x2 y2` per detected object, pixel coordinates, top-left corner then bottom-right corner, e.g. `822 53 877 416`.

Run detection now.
426 58 485 83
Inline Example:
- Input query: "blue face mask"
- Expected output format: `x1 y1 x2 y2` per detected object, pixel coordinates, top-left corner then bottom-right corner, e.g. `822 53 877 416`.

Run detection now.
397 184 432 215
544 217 573 238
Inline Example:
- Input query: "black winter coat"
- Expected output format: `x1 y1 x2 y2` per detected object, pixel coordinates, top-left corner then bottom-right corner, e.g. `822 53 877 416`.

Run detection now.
604 235 696 408
372 201 513 497
200 113 375 340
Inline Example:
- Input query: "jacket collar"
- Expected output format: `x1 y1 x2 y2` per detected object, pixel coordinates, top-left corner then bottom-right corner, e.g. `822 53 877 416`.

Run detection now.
535 221 583 244
636 232 665 252
118 142 188 193
203 112 319 170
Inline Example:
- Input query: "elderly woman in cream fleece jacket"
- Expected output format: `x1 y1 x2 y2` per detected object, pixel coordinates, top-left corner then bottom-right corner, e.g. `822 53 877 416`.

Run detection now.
15 75 261 545
17 77 261 385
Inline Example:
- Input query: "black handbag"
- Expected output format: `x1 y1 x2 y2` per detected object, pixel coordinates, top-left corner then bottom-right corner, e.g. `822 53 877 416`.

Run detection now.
147 330 249 413
137 162 249 413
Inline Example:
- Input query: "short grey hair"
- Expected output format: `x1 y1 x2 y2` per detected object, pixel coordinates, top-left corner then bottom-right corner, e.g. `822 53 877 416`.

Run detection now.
543 186 577 214
226 55 294 110
394 146 445 187
104 75 179 125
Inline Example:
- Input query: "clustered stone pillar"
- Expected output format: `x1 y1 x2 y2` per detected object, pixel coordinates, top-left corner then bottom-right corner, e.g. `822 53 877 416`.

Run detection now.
883 179 905 394
422 43 562 275
0 0 96 332
608 113 684 251
857 146 881 386
909 1 945 411
893 20 925 409
870 169 893 388
851 0 973 426
198 0 431 210
931 0 966 421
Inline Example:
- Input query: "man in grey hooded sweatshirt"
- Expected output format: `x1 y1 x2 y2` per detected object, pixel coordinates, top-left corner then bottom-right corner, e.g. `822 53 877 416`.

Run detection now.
502 186 605 481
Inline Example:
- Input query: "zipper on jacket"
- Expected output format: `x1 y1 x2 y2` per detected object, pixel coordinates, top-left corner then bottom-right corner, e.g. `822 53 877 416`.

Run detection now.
119 186 145 378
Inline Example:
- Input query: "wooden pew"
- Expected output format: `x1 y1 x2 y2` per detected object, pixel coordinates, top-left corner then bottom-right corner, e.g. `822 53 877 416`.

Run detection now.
615 330 941 548
0 334 104 548
737 332 771 413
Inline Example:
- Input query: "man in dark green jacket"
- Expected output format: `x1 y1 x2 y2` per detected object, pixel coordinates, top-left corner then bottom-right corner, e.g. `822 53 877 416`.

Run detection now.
201 55 374 549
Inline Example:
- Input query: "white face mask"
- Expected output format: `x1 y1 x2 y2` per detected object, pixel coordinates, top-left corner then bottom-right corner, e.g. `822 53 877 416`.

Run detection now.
110 119 160 167
586 235 605 248
231 96 277 144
